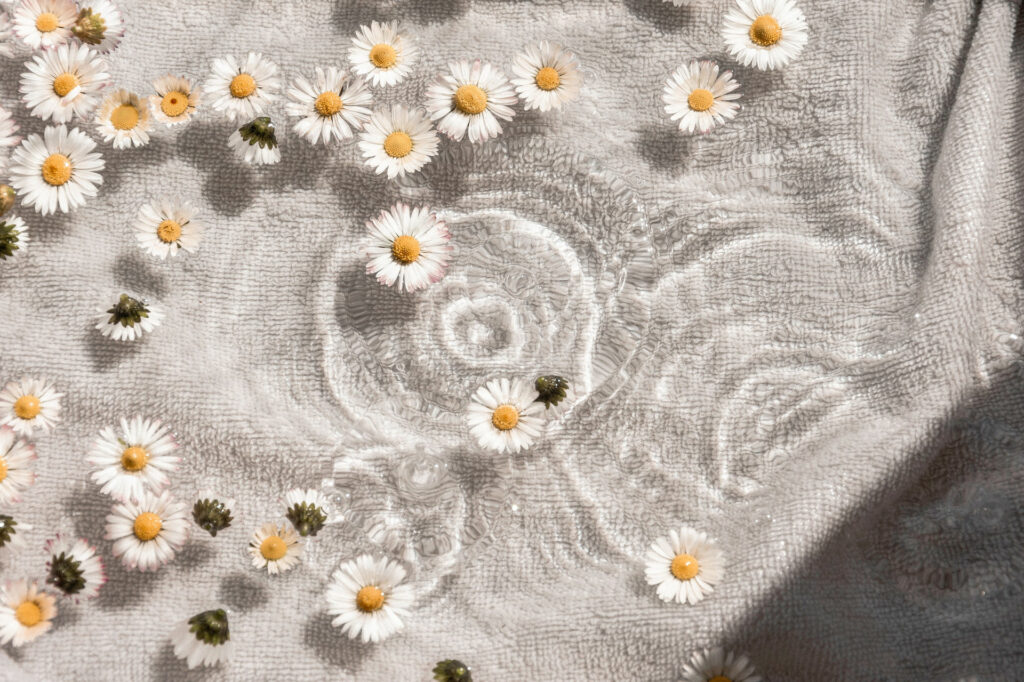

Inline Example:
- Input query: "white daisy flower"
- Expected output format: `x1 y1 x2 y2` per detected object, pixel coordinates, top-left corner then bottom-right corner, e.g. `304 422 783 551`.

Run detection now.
95 293 163 342
8 124 105 216
0 106 21 150
247 522 302 575
228 116 280 165
148 74 201 127
722 0 808 71
70 0 124 53
663 61 741 134
0 426 35 505
680 647 762 682
510 42 582 112
12 0 77 51
424 60 517 144
204 52 280 122
94 89 151 149
0 580 56 648
644 526 725 605
0 215 29 261
466 378 545 454
20 42 110 124
325 555 414 643
365 203 451 293
170 608 235 669
0 515 29 557
133 198 203 259
86 416 180 503
0 11 13 58
358 104 439 180
286 67 372 145
44 535 106 600
105 490 189 571
191 492 234 537
282 488 329 538
348 20 417 87
0 377 62 438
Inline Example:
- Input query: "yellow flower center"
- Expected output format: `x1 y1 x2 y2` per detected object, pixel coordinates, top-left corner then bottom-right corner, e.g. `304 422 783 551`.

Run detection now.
709 677 732 682
133 512 162 541
52 72 79 98
35 12 59 33
15 601 42 627
454 84 488 115
120 446 149 472
110 104 139 131
0 457 7 483
259 536 287 560
160 91 189 118
157 219 182 243
369 43 397 69
229 73 256 99
383 131 413 158
391 235 421 263
13 395 41 420
749 14 782 47
491 405 519 431
314 91 343 117
670 553 700 581
535 66 561 91
687 88 714 112
356 585 384 612
41 154 72 186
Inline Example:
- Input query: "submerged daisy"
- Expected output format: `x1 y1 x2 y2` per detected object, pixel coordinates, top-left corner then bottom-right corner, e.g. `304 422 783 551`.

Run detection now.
0 377 62 438
86 416 180 502
12 0 77 50
205 52 280 122
433 660 473 682
283 488 329 537
8 124 105 216
106 490 189 571
510 42 582 112
0 580 56 647
358 104 439 180
148 74 201 127
70 0 124 53
348 20 417 87
325 555 414 643
0 12 12 58
0 106 21 151
192 493 234 537
534 375 575 419
133 198 204 259
0 427 35 505
0 216 29 261
95 293 163 341
247 523 302 575
94 89 151 149
722 0 808 71
663 61 741 134
365 203 451 293
0 186 15 218
44 535 106 600
425 60 517 144
680 648 762 682
171 608 235 669
20 42 110 123
644 526 724 605
228 116 280 165
286 67 372 145
662 0 695 4
466 378 544 454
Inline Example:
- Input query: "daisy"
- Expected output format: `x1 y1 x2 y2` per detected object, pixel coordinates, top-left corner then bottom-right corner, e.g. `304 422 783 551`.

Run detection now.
534 375 574 419
0 377 62 438
192 492 234 537
358 104 439 180
424 60 517 144
680 648 762 682
12 0 77 50
722 0 808 71
348 20 417 87
204 52 280 122
466 378 545 454
94 89 151 149
44 535 106 600
248 523 302 575
286 67 372 145
326 555 414 643
0 216 29 261
8 124 105 216
663 61 741 134
0 11 13 58
95 293 163 341
0 427 35 504
170 609 235 669
133 198 204 259
662 0 695 4
364 203 452 293
70 0 124 53
0 106 21 151
228 116 280 165
0 514 29 556
0 580 56 647
148 74 201 127
434 660 473 682
0 186 15 217
20 42 110 123
510 42 582 112
282 488 329 537
644 526 725 605
86 415 180 502
105 490 189 571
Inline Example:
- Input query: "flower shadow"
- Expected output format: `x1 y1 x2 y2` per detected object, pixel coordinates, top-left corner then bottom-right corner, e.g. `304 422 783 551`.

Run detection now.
150 642 221 682
302 610 369 673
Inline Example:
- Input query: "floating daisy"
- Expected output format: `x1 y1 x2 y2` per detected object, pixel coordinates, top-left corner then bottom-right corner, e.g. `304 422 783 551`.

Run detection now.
20 42 109 123
283 488 329 537
466 378 545 454
105 490 189 571
228 116 280 165
192 493 234 537
8 124 105 216
0 377 62 438
663 61 741 134
644 526 724 605
358 104 439 180
94 89 151 149
12 0 77 50
365 203 451 293
0 580 56 647
86 415 180 502
44 535 106 600
722 0 808 71
71 0 124 53
286 67 372 145
248 523 302 575
171 608 235 669
0 216 29 261
348 20 417 87
148 74 201 127
680 647 762 682
205 52 280 122
425 60 517 144
95 293 163 341
0 426 35 504
133 198 203 259
510 42 582 112
325 555 414 643
0 515 28 556
0 106 21 151
434 660 473 682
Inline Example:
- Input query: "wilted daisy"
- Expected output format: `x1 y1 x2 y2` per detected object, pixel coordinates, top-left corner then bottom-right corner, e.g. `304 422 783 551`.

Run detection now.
425 60 517 144
86 416 180 502
722 0 808 71
0 106 21 151
44 535 106 600
247 523 302 575
70 0 124 53
133 198 204 259
0 377 62 438
0 427 35 505
171 609 235 669
286 67 372 145
663 61 741 134
0 515 28 556
283 488 329 537
510 42 582 112
20 42 110 123
365 203 451 293
8 124 105 216
348 20 417 87
326 555 413 643
0 216 29 261
12 0 77 50
0 580 56 648
94 89 151 149
205 52 280 122
680 648 762 682
95 293 163 342
644 526 724 605
148 74 201 127
466 378 544 454
192 493 234 537
105 490 189 571
358 104 439 180
228 116 280 165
